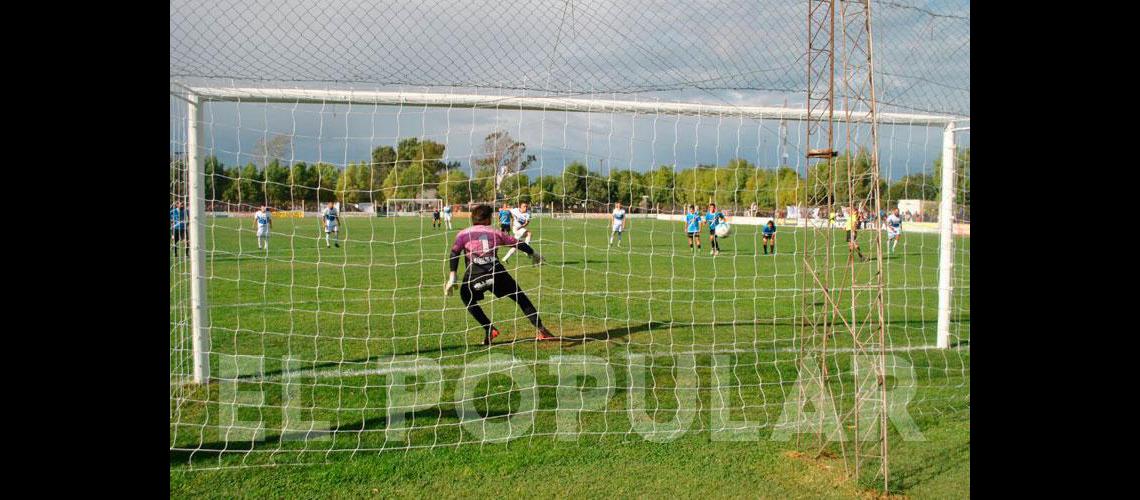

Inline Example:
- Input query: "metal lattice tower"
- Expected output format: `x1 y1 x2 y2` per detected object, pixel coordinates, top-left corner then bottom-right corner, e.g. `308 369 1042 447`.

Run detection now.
798 0 890 491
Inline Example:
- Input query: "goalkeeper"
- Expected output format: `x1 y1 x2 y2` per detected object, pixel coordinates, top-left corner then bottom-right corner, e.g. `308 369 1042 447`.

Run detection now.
445 204 557 345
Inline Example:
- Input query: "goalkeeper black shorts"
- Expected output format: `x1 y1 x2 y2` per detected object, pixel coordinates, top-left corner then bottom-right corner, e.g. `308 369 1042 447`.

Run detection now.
460 264 520 304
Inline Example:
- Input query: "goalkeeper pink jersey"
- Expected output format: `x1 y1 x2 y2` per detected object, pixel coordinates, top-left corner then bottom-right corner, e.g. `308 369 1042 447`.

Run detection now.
451 225 519 267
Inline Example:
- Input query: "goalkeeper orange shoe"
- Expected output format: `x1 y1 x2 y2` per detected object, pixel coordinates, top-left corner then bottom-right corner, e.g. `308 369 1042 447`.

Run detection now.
484 327 500 346
535 327 558 341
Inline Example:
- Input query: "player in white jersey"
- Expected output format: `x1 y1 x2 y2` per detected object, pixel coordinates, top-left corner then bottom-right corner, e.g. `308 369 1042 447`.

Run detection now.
608 202 628 247
254 205 272 250
885 207 902 253
320 201 341 248
502 201 534 262
442 204 453 229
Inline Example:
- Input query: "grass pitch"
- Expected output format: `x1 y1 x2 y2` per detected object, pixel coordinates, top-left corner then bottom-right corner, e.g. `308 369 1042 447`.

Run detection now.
170 214 970 497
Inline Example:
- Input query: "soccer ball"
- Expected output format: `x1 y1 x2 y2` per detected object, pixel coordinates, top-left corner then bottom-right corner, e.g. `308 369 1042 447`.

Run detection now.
714 223 732 238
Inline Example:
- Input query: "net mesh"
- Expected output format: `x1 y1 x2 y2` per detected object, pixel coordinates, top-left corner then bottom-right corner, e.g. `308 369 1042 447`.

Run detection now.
170 0 969 116
169 0 969 481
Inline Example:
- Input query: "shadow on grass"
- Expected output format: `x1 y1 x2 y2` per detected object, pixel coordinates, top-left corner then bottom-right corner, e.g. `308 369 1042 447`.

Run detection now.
171 407 514 468
888 440 971 493
558 321 672 345
555 259 612 265
239 316 969 381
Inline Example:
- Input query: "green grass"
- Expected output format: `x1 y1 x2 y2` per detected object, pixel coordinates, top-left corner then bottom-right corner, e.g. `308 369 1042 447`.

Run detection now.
170 215 969 497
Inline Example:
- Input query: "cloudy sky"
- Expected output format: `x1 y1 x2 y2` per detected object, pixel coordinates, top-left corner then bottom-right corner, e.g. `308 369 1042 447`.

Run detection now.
170 0 969 180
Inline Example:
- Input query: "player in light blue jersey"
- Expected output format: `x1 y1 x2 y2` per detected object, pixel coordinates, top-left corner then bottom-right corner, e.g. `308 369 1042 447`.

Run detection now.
761 220 776 255
705 203 725 256
684 205 702 252
498 204 513 233
321 201 341 248
170 201 188 257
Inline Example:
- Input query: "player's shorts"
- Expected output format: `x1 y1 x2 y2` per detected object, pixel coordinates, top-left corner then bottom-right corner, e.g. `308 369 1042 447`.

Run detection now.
443 213 452 220
432 213 440 220
887 229 900 240
513 226 529 239
500 223 511 232
709 227 718 236
687 231 699 237
172 226 187 242
460 264 520 304
762 233 775 241
325 222 338 233
257 227 270 237
846 230 857 242
612 223 624 232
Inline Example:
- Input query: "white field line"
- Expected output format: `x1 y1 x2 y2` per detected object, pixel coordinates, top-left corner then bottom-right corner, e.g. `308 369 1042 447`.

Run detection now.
169 344 968 386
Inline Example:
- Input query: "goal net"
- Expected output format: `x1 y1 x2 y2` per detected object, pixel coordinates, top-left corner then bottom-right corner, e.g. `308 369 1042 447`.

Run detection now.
170 0 970 484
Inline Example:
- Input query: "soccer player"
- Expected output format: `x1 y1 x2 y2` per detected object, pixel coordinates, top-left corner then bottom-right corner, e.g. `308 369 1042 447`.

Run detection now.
321 201 341 248
502 201 533 263
885 207 902 253
761 220 777 255
705 203 725 256
442 204 453 230
684 205 702 252
845 206 867 262
498 203 513 233
445 204 556 345
255 205 272 250
608 202 628 247
170 201 188 257
432 206 442 229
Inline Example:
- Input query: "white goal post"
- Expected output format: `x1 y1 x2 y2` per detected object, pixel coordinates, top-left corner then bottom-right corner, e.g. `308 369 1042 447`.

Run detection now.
175 87 964 384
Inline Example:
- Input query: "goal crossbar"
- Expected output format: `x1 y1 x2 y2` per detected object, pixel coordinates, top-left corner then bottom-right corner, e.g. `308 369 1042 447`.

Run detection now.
178 86 959 126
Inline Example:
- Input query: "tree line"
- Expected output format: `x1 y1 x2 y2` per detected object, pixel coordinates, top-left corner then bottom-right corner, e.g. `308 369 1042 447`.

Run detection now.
171 131 969 213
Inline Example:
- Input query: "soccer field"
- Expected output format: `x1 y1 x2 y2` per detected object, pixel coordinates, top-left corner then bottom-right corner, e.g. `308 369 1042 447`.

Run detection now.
170 215 970 497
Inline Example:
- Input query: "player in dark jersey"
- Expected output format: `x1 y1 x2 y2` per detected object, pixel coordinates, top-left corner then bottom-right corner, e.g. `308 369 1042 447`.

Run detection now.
447 205 557 345
432 207 441 229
